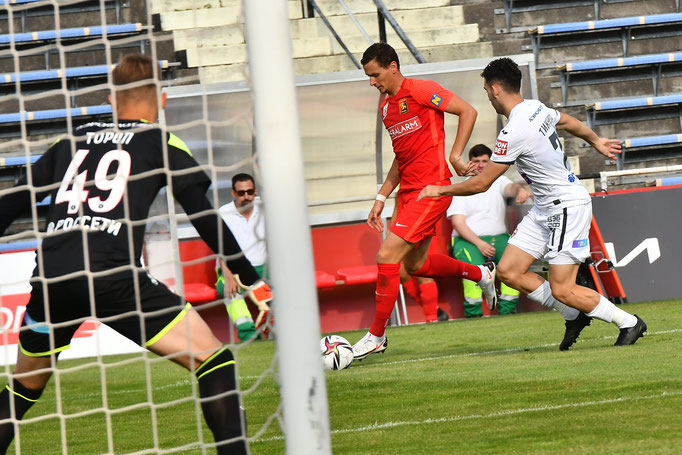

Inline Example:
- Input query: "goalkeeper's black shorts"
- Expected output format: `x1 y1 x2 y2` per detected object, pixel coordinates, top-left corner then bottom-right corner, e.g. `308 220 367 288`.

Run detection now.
19 270 188 357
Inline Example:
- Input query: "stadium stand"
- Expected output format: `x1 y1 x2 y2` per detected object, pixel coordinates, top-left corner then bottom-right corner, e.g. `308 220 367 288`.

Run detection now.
0 60 174 96
151 0 492 83
0 0 126 31
495 0 640 33
555 52 682 104
618 133 682 166
585 94 682 129
0 105 113 138
0 23 145 47
526 12 682 65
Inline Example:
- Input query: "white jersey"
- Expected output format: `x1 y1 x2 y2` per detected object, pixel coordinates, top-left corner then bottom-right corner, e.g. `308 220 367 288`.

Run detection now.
491 99 590 210
446 175 512 236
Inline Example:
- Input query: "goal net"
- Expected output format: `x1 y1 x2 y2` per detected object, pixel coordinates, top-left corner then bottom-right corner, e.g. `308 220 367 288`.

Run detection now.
0 0 329 454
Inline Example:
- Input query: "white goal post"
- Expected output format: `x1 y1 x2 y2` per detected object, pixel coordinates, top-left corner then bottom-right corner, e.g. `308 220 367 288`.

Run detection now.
243 1 332 454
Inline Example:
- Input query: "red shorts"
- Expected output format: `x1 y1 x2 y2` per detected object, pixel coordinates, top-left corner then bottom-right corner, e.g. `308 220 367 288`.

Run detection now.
390 186 452 244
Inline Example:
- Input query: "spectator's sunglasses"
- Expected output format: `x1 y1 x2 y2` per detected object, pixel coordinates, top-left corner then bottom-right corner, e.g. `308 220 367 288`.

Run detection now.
235 189 255 196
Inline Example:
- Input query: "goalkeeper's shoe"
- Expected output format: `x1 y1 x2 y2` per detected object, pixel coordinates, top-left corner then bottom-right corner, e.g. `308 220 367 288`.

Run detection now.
477 262 498 311
614 315 647 346
352 332 388 361
559 312 592 351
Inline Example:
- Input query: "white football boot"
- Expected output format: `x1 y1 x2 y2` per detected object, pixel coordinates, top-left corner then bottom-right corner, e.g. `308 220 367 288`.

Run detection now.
352 332 388 361
477 262 498 311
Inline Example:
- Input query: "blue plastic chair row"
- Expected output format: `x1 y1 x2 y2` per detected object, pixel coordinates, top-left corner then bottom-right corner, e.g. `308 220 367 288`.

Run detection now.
531 12 682 35
624 133 682 148
0 105 112 124
589 94 682 111
0 60 170 84
0 23 143 45
561 52 682 72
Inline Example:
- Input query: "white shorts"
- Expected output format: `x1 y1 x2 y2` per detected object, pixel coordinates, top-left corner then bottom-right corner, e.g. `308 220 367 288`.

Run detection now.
508 203 592 265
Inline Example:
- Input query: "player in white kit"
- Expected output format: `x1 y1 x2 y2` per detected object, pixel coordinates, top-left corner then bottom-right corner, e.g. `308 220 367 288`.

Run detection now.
419 57 647 349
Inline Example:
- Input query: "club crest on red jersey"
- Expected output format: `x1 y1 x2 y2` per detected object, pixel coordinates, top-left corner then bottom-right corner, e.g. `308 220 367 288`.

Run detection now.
429 93 442 107
494 139 508 156
399 98 408 114
382 102 388 119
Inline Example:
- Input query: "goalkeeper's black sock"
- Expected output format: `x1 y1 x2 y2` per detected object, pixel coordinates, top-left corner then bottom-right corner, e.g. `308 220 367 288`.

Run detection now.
0 379 44 454
196 346 247 455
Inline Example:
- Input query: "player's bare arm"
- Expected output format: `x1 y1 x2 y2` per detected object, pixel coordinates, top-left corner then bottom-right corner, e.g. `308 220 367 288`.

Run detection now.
418 162 509 201
504 182 532 204
451 214 496 258
444 94 477 176
368 158 400 232
556 112 621 159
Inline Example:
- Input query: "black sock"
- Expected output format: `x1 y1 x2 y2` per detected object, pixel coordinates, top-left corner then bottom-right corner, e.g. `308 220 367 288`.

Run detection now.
196 347 247 455
0 379 44 454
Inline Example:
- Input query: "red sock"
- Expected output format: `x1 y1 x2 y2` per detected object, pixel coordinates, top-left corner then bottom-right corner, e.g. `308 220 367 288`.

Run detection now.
401 277 420 302
418 281 439 322
370 263 400 337
415 254 482 282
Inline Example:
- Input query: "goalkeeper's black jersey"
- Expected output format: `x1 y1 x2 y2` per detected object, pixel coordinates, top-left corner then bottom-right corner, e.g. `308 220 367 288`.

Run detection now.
27 120 209 278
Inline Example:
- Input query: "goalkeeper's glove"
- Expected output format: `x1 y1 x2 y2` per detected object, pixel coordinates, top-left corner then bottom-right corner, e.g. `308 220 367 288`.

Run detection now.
215 267 225 296
234 275 272 327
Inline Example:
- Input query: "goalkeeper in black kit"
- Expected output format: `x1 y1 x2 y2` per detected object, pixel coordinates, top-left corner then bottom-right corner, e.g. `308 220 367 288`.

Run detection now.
0 54 269 454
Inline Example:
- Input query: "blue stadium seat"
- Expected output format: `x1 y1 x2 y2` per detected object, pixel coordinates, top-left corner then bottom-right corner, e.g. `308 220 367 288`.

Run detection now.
0 105 112 124
0 155 41 166
0 61 171 84
0 23 144 47
0 0 126 31
623 133 682 148
0 60 175 96
0 240 38 253
495 0 639 34
657 176 682 186
618 133 682 167
0 105 112 138
585 93 682 128
554 52 682 104
526 13 682 65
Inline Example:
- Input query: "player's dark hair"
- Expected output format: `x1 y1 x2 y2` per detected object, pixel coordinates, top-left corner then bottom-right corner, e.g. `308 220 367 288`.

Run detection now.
481 57 522 94
469 144 493 159
231 173 255 190
361 43 400 70
112 54 160 104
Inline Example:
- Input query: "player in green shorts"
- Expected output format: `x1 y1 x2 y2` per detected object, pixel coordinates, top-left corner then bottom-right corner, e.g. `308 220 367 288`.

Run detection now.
447 144 531 317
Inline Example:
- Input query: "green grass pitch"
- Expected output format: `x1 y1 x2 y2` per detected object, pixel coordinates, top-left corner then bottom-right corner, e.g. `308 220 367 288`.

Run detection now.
5 299 681 454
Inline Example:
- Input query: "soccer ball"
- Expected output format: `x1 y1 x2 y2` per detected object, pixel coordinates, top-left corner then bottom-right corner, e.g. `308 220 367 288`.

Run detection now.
320 335 354 370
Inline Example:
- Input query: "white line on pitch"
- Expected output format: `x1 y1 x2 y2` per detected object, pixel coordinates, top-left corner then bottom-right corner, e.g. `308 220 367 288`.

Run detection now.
253 390 682 443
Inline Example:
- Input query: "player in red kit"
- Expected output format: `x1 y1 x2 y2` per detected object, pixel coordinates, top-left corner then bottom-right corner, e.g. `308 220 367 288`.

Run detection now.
352 43 498 360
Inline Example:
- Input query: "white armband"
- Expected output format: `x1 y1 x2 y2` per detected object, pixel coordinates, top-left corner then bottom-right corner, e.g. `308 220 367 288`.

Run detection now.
375 194 387 202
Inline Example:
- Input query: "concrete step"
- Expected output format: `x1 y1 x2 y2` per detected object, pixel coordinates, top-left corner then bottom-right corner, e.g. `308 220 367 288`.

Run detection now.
173 15 477 54
183 25 485 69
196 40 494 83
290 5 466 40
328 24 480 55
148 0 222 13
313 0 451 16
172 24 245 50
154 2 302 31
197 40 494 83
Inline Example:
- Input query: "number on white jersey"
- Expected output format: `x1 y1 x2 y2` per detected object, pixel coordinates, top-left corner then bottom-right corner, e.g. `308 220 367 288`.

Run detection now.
55 149 132 214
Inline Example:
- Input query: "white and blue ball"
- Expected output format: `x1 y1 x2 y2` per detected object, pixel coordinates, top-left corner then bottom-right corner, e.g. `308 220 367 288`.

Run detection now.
320 335 354 370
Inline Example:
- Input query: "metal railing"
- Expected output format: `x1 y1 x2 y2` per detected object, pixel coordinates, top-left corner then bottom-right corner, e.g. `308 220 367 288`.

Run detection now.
304 0 427 67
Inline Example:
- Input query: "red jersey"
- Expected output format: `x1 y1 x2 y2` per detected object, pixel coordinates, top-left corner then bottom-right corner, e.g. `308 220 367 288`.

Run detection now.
380 77 454 190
